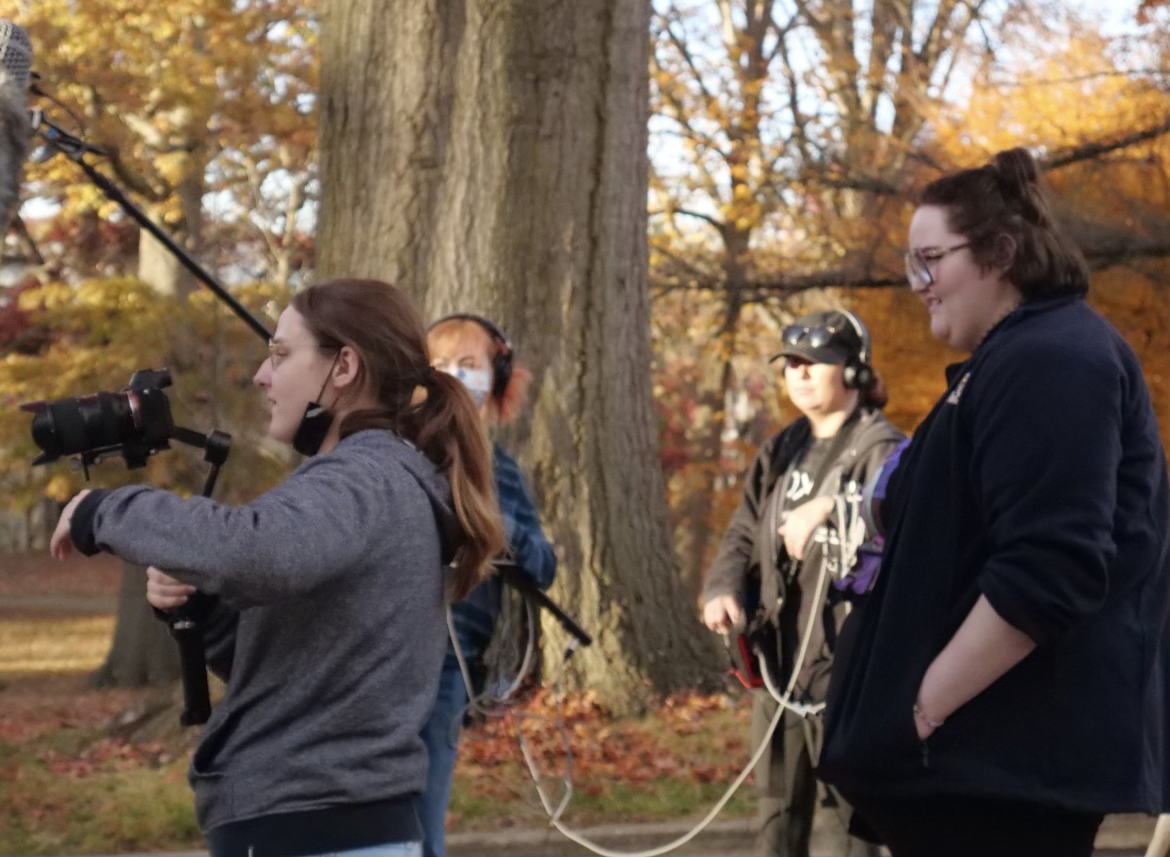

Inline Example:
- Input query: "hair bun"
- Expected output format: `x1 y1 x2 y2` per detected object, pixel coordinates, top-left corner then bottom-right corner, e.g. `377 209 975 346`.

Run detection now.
992 148 1040 198
993 147 1049 225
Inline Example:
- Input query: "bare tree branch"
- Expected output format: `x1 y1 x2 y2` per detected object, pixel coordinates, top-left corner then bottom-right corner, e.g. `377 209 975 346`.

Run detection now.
996 68 1170 88
653 267 907 296
650 206 725 228
658 11 726 129
1043 117 1170 170
652 240 1170 301
796 170 902 195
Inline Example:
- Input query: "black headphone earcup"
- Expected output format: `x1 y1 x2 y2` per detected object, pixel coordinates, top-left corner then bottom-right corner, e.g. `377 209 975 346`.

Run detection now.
492 351 513 399
855 362 874 391
844 358 874 391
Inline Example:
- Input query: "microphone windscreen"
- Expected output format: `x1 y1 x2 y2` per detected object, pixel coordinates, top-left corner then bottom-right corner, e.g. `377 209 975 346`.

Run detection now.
0 20 31 91
0 19 32 231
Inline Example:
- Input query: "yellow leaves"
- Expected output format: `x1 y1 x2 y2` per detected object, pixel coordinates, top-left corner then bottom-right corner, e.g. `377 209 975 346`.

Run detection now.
24 277 152 319
934 26 1169 162
151 151 196 189
0 274 290 514
44 473 76 503
19 0 319 254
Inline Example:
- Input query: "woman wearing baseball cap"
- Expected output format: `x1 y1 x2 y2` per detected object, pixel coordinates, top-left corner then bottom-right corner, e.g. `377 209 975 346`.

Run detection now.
701 308 904 857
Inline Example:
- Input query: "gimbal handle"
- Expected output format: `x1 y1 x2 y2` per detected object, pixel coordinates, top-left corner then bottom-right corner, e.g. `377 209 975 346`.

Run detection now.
164 426 233 726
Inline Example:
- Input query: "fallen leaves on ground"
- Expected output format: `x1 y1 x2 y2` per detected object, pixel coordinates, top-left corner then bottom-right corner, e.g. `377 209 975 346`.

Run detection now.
0 673 150 746
38 738 175 778
456 687 751 802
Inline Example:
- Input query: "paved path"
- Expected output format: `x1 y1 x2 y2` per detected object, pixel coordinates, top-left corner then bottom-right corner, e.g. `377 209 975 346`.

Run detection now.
96 812 1162 856
446 812 1160 857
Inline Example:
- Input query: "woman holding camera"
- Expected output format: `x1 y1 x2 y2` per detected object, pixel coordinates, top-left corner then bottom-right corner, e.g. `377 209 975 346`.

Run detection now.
819 149 1170 857
50 279 505 857
701 309 903 857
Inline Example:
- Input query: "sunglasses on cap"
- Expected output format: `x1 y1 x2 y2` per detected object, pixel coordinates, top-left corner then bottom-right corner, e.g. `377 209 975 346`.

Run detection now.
781 323 848 350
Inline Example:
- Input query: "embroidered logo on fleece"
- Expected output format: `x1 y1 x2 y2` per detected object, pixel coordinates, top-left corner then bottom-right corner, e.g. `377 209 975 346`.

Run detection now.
946 372 971 405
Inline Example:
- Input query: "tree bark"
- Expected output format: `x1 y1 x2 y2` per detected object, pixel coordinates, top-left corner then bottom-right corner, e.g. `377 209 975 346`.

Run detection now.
90 563 180 688
319 0 720 714
674 295 741 598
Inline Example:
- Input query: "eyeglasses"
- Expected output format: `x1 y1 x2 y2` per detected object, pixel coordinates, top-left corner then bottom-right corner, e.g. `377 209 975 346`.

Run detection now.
267 341 335 369
904 243 970 287
781 323 846 351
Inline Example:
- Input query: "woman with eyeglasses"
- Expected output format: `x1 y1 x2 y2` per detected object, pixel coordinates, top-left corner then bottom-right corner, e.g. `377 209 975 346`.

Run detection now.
818 148 1170 857
48 279 506 857
701 309 904 857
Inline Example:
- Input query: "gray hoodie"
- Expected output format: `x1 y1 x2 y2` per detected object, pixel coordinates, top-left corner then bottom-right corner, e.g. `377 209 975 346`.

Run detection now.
82 430 457 834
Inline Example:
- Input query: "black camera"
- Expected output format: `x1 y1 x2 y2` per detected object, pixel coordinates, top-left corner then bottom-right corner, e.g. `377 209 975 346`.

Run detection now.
22 368 230 726
21 368 176 470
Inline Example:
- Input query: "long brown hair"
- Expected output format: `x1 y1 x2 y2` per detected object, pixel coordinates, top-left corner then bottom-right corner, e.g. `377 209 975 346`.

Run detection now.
291 279 504 601
920 147 1089 299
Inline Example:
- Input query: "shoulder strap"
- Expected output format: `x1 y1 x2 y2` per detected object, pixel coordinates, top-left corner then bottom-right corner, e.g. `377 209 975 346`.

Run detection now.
765 409 863 589
805 407 864 500
765 418 812 497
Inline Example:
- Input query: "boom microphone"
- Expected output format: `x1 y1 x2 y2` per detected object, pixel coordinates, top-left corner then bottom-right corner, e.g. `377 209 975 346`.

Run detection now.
0 19 33 232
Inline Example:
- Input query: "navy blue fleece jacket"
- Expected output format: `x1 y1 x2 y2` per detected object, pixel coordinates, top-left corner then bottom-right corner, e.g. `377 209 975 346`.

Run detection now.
821 296 1170 814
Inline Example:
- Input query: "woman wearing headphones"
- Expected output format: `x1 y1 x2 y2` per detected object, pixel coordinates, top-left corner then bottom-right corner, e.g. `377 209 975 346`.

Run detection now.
701 309 904 857
418 314 557 857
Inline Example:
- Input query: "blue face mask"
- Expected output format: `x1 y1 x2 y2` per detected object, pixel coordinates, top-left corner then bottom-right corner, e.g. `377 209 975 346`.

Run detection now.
441 366 493 407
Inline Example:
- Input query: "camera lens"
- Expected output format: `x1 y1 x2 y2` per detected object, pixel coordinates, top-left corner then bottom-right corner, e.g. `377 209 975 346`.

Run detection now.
29 392 138 459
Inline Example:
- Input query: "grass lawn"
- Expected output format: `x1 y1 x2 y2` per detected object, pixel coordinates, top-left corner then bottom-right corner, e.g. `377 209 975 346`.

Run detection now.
0 667 202 856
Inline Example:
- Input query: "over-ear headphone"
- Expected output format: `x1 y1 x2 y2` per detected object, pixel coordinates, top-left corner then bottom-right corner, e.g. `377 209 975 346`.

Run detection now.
427 313 514 400
838 309 874 391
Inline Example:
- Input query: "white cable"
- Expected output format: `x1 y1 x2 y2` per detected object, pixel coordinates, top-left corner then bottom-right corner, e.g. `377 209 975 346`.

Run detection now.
492 595 539 703
516 693 783 857
760 543 832 717
514 555 834 857
449 519 838 856
446 592 539 724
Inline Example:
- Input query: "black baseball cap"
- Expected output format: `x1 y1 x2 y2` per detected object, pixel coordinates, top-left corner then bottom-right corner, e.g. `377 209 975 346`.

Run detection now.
770 310 864 366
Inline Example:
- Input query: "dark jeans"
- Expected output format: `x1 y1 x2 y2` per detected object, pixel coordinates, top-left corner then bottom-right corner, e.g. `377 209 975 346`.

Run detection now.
844 791 1104 857
417 665 468 857
751 694 879 857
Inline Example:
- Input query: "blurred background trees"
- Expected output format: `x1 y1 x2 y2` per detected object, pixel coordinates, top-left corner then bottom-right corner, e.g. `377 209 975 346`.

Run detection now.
0 0 1167 704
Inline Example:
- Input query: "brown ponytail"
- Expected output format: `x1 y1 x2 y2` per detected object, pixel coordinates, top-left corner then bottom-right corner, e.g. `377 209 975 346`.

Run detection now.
404 368 506 600
291 279 505 601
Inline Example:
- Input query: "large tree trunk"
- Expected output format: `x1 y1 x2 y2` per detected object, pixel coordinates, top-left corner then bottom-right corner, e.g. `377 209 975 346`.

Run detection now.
319 0 720 714
90 564 180 688
674 305 739 599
